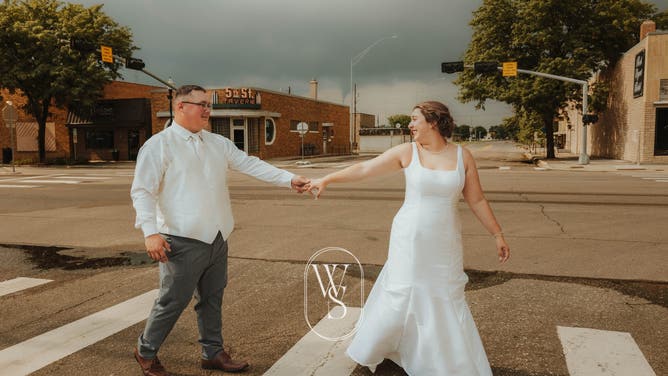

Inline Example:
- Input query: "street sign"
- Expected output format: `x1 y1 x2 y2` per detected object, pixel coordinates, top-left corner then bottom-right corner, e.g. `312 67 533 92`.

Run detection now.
502 62 518 77
297 122 309 135
2 102 18 127
101 45 113 63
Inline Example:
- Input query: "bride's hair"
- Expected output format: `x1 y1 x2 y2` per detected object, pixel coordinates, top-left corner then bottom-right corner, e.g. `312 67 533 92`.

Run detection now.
414 101 455 138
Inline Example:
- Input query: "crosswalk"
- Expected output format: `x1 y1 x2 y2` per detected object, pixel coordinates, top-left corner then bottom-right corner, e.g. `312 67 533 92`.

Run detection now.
614 170 668 183
0 276 658 375
0 173 132 189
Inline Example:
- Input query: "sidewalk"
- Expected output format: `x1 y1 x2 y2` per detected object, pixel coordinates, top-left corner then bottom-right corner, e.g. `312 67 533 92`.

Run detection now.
532 151 667 172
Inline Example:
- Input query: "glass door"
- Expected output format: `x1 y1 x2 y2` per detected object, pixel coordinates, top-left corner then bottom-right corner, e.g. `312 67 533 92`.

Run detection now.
232 118 246 151
655 108 668 155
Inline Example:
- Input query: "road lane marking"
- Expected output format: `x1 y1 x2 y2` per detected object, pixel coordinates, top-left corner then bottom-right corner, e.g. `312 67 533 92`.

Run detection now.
0 289 158 375
264 306 361 376
0 185 41 188
20 179 81 184
0 277 52 297
0 174 62 182
557 326 656 376
55 176 110 180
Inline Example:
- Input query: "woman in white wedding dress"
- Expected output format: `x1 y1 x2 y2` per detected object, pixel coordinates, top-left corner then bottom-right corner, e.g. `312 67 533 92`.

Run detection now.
306 101 510 376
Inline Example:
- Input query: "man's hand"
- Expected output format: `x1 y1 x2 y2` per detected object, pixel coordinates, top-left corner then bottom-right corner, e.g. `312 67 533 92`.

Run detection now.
291 175 310 193
145 234 171 263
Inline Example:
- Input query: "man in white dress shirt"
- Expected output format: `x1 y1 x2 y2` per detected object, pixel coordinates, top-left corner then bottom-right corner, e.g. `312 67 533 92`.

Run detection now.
131 85 309 376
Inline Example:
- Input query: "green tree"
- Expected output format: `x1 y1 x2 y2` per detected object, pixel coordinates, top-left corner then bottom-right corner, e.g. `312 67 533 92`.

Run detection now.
456 124 472 140
489 125 506 139
455 0 657 159
473 126 487 139
0 0 135 162
654 11 668 29
387 114 411 128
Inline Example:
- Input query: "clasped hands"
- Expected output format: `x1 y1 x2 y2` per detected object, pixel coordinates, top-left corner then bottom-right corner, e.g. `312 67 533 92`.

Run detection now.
291 176 325 199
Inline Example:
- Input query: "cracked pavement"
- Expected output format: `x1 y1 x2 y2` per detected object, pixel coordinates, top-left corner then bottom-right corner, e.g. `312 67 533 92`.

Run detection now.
0 141 666 375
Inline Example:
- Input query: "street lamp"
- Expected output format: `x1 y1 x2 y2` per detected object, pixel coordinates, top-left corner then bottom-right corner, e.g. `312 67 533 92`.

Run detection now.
167 78 176 127
349 34 397 153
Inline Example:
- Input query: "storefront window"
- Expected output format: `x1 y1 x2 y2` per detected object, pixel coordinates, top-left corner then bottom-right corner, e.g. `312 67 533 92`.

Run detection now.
660 79 668 101
248 118 260 153
212 117 230 139
85 130 114 149
265 118 276 144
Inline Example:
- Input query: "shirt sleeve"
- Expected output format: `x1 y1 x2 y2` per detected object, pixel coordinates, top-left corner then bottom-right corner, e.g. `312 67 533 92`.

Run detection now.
223 137 294 187
130 137 165 237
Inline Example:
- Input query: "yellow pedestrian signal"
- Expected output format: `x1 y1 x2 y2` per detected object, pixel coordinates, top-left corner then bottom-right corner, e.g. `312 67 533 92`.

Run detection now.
101 45 113 63
502 62 517 77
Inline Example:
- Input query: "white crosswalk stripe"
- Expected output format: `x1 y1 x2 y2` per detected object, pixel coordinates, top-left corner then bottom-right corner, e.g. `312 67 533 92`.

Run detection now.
0 289 158 375
0 277 52 297
0 173 112 188
264 306 361 376
558 326 656 376
615 170 668 183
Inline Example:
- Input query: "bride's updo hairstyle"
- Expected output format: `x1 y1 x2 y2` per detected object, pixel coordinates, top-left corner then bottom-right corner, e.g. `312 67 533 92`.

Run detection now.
414 101 455 138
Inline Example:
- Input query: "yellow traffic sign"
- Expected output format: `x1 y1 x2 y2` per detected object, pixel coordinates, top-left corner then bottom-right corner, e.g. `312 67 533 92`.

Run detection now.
502 61 517 77
101 45 113 63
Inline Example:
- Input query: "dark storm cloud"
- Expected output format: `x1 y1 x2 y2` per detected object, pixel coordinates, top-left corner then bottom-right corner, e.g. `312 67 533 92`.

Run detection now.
71 0 668 126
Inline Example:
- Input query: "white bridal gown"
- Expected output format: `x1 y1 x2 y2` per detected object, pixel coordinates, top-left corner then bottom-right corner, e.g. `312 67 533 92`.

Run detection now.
346 142 493 376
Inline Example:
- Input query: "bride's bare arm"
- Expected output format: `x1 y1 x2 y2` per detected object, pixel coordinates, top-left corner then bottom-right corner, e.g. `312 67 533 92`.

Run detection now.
461 147 510 263
307 142 411 198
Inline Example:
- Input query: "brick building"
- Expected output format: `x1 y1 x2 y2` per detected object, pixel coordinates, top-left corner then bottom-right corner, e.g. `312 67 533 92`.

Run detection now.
556 21 668 163
1 80 350 162
151 81 349 160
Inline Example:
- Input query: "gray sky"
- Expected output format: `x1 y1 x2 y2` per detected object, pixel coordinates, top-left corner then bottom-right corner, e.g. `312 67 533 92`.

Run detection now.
72 0 668 127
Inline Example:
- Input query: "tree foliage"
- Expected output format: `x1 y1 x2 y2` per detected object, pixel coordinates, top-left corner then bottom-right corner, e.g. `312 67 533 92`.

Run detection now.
0 0 135 162
455 124 471 139
387 114 411 128
473 126 488 139
455 0 658 158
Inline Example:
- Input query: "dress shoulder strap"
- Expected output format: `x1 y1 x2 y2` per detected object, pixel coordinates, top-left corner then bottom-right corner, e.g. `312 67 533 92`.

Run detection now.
408 142 419 168
457 144 464 172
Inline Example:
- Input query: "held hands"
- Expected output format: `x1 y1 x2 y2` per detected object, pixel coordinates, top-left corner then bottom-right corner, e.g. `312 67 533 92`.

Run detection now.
145 234 171 263
495 235 510 263
291 175 311 193
304 179 326 199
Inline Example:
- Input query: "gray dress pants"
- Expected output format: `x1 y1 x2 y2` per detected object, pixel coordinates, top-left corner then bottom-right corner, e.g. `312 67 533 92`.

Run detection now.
138 231 228 360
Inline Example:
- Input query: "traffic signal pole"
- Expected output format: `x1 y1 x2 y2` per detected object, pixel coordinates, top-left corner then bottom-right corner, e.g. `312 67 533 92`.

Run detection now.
446 62 592 164
118 56 177 127
500 66 590 165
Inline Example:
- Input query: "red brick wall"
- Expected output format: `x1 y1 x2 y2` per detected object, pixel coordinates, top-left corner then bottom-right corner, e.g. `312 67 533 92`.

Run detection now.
1 81 161 163
150 88 350 159
0 89 68 162
257 90 349 159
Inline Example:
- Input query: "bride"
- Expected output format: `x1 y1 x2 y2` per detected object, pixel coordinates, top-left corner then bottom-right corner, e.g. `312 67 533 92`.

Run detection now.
306 101 510 375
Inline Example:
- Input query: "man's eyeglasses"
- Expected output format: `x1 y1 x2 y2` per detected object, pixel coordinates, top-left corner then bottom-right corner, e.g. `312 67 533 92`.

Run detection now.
181 101 213 110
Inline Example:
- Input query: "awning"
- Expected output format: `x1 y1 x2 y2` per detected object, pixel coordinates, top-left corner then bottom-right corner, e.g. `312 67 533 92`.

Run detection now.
65 111 93 126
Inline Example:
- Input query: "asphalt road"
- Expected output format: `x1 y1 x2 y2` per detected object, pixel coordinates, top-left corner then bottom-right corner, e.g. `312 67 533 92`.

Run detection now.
0 141 666 375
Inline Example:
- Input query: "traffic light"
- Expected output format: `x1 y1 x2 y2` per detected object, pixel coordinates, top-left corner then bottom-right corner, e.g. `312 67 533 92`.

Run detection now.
474 61 499 74
125 57 146 70
70 39 96 53
582 114 599 124
441 61 464 74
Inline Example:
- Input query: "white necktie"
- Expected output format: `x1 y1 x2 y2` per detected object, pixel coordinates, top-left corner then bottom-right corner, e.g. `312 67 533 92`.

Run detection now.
191 134 204 161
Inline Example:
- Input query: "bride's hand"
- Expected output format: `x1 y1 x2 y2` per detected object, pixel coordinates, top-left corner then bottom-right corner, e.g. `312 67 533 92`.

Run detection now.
305 179 326 199
495 236 510 263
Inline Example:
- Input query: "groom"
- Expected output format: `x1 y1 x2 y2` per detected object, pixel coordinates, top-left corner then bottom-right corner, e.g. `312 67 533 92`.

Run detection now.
130 84 310 375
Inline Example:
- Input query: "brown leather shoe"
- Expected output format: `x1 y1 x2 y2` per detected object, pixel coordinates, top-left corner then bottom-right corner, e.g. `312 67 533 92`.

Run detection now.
201 350 249 372
134 348 171 376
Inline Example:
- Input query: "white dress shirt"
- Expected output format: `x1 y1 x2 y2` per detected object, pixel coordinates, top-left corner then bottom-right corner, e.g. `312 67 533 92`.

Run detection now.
131 121 295 243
